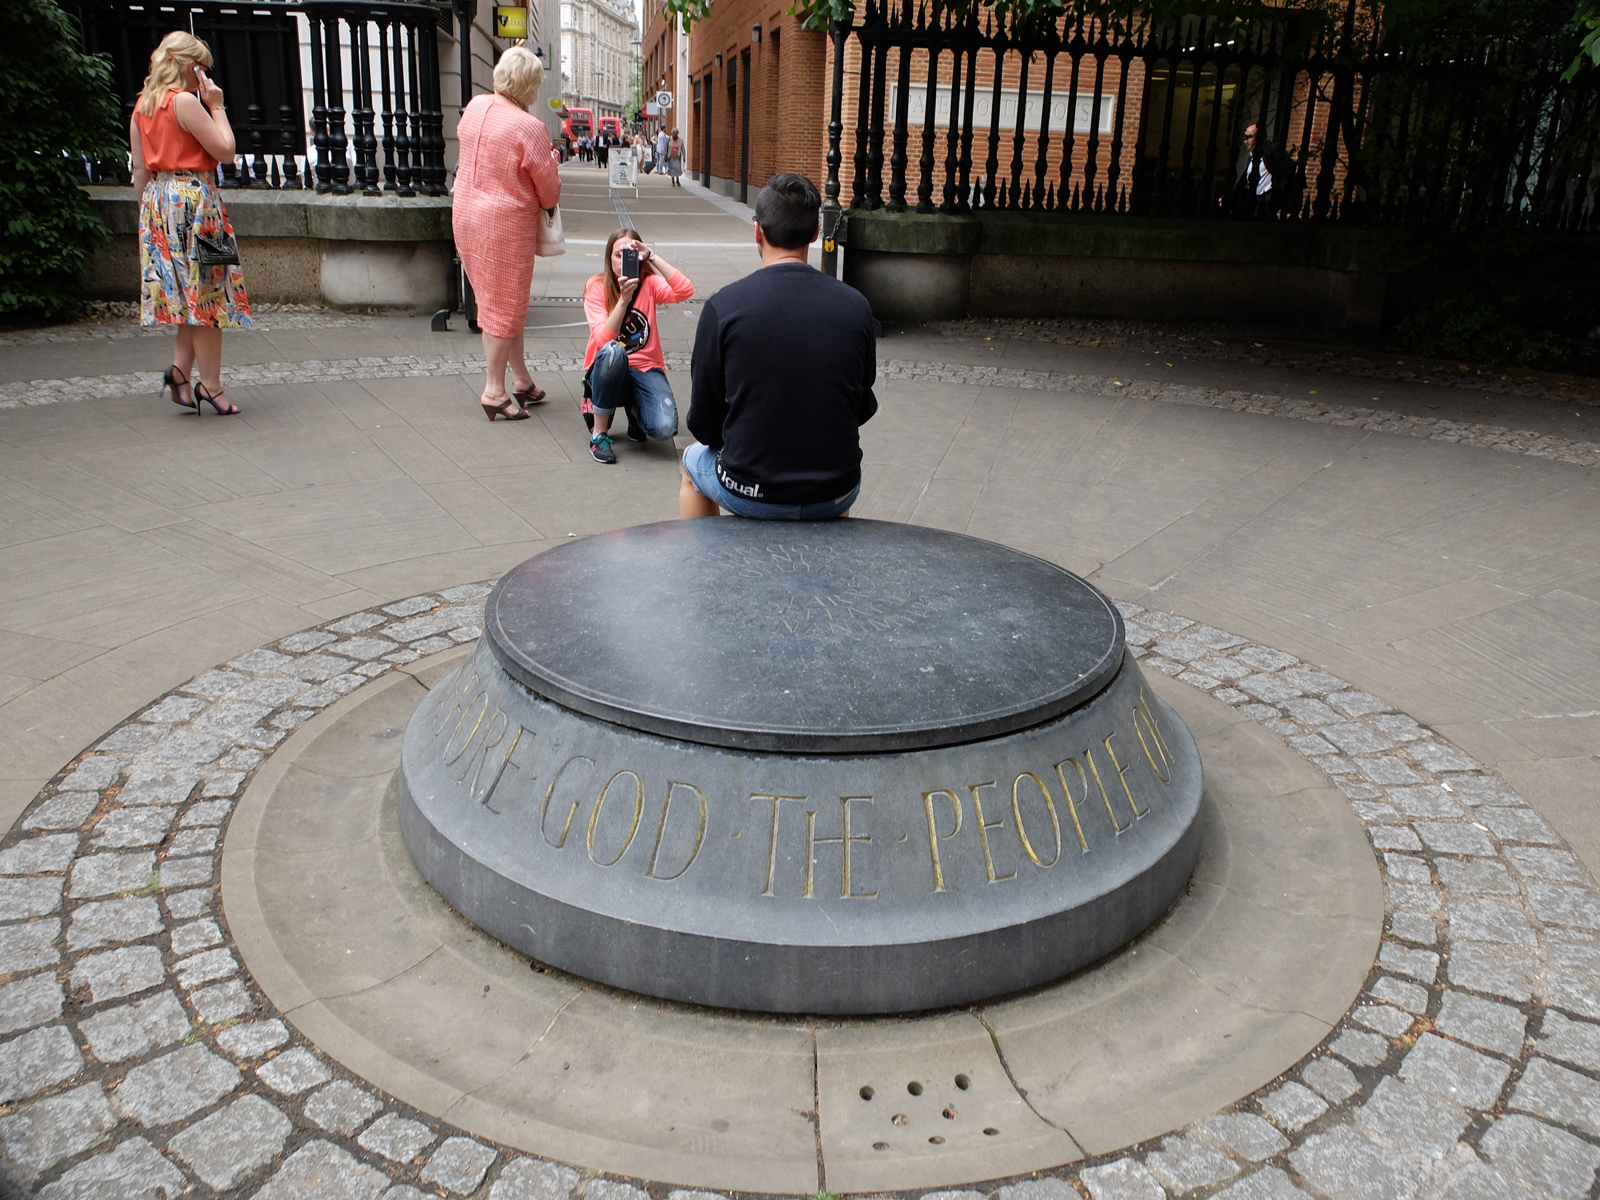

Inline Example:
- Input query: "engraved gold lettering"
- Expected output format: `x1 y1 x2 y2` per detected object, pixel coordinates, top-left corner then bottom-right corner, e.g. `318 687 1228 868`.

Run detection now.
840 796 876 899
587 770 645 866
1083 748 1131 834
1102 731 1148 819
808 796 877 900
645 781 709 880
1010 772 1063 868
920 789 963 892
967 782 1016 883
1051 758 1094 852
478 725 533 813
805 809 836 900
540 755 594 848
1133 691 1174 784
458 707 507 784
430 671 479 737
441 692 489 765
753 793 807 897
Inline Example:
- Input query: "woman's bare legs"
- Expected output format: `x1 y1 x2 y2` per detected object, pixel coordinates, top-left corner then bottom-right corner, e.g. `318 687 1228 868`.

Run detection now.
191 326 223 396
507 329 535 395
183 325 239 413
481 331 518 409
171 326 197 401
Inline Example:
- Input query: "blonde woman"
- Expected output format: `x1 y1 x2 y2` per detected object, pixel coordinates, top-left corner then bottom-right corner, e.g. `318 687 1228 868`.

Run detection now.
452 45 562 421
130 31 250 415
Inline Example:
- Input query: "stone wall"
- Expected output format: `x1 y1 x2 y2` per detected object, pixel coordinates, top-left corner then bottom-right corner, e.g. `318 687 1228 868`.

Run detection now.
843 211 1388 333
81 188 454 311
841 211 1600 335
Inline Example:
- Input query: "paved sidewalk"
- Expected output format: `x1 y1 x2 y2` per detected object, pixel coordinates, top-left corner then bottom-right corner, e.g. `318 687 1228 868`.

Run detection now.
0 169 1597 1196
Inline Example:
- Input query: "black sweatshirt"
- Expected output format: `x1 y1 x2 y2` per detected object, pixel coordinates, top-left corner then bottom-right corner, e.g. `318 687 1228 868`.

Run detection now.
688 262 878 505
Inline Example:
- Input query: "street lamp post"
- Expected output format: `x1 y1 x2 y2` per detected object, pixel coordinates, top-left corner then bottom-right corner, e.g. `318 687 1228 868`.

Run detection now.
630 35 642 127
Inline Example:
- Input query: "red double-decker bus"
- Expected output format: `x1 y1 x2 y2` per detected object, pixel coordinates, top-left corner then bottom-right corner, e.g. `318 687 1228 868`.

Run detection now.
562 107 593 152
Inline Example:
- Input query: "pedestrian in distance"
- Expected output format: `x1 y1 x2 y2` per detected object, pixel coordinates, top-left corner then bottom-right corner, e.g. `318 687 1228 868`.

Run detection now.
655 127 670 179
681 174 876 518
451 45 563 421
581 228 694 464
597 133 610 169
1226 123 1279 219
131 31 251 416
665 128 683 186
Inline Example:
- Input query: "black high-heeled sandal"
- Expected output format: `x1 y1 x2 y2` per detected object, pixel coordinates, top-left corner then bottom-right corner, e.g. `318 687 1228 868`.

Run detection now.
193 381 241 416
162 366 196 409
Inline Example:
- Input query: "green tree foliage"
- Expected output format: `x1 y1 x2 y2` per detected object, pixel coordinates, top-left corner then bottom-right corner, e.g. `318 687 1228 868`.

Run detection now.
0 0 124 322
1564 0 1600 80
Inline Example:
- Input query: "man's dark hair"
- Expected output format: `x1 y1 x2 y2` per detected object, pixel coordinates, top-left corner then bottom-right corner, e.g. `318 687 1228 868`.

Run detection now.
754 174 822 250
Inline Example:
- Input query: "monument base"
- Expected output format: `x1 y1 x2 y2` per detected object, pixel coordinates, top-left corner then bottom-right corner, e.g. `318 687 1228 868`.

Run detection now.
398 520 1204 1013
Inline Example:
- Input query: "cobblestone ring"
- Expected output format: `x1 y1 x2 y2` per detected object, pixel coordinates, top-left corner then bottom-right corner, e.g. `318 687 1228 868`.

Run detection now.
1 582 1597 1200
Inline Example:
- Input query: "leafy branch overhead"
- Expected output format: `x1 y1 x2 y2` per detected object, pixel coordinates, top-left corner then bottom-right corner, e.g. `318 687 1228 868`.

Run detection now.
1565 0 1600 81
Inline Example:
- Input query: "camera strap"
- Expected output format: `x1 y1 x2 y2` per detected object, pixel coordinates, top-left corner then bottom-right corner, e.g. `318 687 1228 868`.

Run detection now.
615 278 642 354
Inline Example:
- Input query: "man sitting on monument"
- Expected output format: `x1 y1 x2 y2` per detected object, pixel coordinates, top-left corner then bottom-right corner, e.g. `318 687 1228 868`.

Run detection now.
679 173 878 520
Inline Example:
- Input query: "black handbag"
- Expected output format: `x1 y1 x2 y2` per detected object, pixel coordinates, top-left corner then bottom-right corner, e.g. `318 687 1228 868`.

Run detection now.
194 231 239 266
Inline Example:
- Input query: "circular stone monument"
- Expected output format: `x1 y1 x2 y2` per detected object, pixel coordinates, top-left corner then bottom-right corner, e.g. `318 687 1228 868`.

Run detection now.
397 519 1203 1013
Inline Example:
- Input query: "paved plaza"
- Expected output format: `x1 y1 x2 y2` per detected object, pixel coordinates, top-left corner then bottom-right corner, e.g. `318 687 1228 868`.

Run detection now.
0 163 1598 1198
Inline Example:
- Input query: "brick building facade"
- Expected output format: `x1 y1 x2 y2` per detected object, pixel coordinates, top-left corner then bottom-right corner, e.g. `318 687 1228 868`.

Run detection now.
674 8 1277 215
639 0 688 141
683 5 829 201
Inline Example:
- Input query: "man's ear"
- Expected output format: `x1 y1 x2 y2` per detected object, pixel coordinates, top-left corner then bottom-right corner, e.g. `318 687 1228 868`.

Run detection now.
809 222 821 245
753 221 767 248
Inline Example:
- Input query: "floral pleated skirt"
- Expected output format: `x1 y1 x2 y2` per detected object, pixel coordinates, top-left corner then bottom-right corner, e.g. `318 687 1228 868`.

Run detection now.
139 171 253 328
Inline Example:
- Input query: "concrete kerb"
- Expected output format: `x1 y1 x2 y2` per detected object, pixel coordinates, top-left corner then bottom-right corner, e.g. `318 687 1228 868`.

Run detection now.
3 573 1598 1198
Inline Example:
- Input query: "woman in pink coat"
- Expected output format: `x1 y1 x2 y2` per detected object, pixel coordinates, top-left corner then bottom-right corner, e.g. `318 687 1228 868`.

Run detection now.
453 46 562 421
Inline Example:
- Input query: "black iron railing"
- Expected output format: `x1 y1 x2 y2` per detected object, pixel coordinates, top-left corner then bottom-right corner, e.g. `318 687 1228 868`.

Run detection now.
303 1 448 195
73 0 450 194
73 0 307 186
821 0 1600 232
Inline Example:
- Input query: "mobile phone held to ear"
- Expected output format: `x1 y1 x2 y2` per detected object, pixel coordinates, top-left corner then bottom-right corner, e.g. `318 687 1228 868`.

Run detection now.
620 247 639 279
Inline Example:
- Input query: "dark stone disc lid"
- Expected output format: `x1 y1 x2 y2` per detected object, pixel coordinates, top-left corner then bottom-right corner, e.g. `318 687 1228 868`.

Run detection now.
484 519 1124 753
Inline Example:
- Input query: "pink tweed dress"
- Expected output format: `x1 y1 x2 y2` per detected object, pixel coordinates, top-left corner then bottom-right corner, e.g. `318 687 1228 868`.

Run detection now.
452 94 562 338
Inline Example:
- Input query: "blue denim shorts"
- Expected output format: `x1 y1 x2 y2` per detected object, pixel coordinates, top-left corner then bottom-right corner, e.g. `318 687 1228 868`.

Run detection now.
682 443 859 520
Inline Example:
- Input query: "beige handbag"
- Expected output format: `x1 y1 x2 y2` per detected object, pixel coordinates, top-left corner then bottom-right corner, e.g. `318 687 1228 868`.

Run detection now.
535 205 565 258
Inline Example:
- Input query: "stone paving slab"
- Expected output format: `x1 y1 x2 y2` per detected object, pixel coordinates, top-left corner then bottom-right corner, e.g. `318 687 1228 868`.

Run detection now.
0 583 1598 1198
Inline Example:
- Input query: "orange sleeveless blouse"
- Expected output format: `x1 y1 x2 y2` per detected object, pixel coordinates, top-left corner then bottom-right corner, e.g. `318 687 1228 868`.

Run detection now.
135 88 217 173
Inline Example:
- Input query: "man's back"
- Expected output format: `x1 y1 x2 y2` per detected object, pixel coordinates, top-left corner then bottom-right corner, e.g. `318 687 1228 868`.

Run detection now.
688 262 877 506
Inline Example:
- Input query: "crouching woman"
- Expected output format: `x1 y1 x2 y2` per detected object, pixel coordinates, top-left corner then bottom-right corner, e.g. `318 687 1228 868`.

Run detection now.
581 228 693 463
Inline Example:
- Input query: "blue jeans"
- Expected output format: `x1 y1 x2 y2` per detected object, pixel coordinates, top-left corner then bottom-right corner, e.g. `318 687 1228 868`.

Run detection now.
683 442 859 520
588 342 678 439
